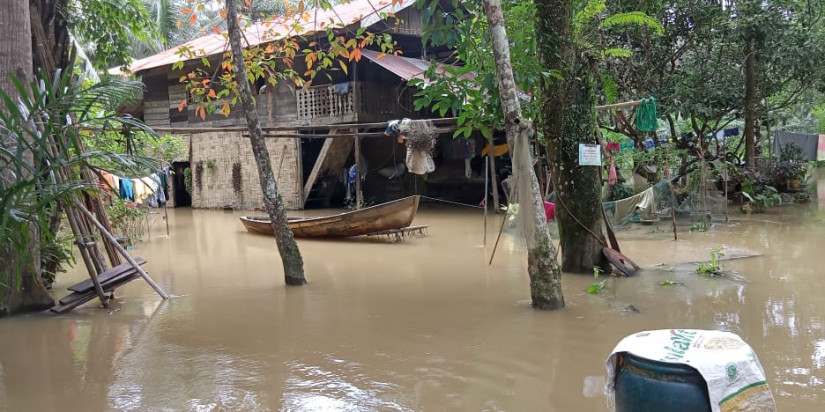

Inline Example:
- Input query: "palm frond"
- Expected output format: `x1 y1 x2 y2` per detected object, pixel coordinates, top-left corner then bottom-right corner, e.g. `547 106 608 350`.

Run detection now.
0 69 161 256
600 12 664 35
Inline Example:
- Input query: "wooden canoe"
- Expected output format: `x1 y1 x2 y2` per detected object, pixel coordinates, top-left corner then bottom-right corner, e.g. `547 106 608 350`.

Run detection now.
240 195 420 238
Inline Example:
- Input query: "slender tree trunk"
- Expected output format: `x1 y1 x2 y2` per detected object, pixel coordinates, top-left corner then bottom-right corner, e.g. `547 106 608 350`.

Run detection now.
483 0 564 309
743 37 756 167
536 0 608 274
225 0 306 285
0 0 55 315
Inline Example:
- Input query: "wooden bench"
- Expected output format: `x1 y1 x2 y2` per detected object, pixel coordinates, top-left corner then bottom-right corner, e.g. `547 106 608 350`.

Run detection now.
50 258 147 314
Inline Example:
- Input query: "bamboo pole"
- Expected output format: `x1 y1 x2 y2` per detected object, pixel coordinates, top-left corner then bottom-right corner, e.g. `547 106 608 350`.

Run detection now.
84 118 459 135
595 100 643 112
64 206 109 307
51 164 109 307
76 202 170 300
488 213 509 265
250 128 458 139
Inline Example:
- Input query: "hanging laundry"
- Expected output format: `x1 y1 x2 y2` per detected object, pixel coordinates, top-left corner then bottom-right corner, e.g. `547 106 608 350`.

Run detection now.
614 186 656 221
119 178 134 201
608 159 617 186
97 171 115 199
619 142 634 153
644 140 655 148
160 168 170 203
543 201 555 221
605 142 620 153
142 175 158 194
818 135 825 162
146 174 167 208
133 178 150 202
774 131 818 160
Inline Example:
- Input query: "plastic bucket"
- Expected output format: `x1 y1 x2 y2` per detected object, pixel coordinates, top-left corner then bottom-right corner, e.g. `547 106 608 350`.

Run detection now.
615 352 712 412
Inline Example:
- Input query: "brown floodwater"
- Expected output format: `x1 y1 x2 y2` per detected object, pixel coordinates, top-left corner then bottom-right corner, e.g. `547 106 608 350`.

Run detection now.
1 191 825 411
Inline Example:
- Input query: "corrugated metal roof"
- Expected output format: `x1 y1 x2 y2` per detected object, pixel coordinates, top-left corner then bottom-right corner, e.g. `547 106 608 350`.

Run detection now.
121 0 417 74
360 49 472 84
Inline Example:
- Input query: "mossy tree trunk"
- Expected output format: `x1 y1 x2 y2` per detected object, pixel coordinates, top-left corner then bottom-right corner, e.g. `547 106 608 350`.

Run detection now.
483 0 564 309
225 0 306 285
536 0 608 274
0 0 55 315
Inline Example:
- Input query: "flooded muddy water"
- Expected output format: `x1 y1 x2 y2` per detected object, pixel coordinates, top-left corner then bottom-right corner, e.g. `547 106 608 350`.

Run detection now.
1 197 825 410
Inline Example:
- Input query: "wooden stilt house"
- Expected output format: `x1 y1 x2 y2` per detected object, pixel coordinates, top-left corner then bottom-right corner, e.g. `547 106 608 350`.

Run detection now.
123 0 488 210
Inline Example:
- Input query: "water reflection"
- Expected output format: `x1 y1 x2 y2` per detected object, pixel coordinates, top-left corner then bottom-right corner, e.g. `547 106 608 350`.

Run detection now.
0 198 824 410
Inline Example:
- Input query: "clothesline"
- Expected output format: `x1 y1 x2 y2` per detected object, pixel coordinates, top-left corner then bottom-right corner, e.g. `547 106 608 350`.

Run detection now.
99 169 169 208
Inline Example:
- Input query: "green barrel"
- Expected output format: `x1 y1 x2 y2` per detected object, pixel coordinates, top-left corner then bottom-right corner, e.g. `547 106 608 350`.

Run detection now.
615 352 712 412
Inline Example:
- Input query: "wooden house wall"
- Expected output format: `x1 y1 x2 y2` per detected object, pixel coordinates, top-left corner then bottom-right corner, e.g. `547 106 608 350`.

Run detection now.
142 68 171 126
355 60 417 123
394 7 424 36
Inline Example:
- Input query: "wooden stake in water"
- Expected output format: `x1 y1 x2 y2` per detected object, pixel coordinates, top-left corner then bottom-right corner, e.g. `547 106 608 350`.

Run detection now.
724 151 729 223
484 160 489 247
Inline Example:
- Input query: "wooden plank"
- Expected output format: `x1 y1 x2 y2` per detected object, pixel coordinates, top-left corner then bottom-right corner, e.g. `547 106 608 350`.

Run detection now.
52 272 142 313
302 129 354 205
66 257 146 293
302 137 334 204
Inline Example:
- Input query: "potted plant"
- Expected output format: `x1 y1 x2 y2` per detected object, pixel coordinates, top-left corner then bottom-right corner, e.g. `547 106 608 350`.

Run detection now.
775 143 807 191
773 160 806 191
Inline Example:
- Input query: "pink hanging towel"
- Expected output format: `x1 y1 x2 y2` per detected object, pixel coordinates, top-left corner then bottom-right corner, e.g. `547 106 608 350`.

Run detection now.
608 159 617 186
818 135 825 161
544 201 555 221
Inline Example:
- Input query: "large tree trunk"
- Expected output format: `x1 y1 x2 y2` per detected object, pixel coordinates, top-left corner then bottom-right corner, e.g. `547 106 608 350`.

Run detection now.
483 0 564 309
225 0 306 285
0 0 55 315
536 0 608 274
743 37 756 167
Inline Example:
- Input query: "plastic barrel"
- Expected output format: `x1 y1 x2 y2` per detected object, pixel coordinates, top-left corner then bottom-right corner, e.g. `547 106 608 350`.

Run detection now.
615 352 712 412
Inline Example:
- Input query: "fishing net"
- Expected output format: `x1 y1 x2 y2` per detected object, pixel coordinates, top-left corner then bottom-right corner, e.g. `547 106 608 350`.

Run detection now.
507 123 539 248
398 119 436 174
604 178 728 230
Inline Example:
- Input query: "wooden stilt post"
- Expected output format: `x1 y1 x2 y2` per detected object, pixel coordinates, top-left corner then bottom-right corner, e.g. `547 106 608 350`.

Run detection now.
487 126 500 212
671 206 678 241
76 202 170 300
724 150 729 223
354 135 363 209
484 160 489 247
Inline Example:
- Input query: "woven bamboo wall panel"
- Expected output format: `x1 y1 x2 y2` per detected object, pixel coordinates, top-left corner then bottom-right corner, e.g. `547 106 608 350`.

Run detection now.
188 132 302 210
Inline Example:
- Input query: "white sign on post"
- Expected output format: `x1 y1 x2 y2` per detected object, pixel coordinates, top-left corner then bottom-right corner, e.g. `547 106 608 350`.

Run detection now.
578 144 602 166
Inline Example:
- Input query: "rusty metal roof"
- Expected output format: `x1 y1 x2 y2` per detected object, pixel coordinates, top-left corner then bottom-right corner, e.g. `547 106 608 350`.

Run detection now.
121 0 417 74
360 49 472 84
